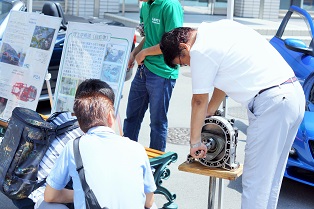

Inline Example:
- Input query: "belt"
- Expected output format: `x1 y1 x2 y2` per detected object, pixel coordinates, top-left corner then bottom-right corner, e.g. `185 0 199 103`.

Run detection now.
255 76 298 97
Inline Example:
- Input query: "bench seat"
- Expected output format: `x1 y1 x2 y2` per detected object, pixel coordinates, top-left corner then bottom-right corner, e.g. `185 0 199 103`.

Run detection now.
146 147 178 209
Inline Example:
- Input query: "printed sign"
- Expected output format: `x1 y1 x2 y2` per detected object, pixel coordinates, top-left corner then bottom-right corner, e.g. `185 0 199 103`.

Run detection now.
52 22 134 115
0 11 61 122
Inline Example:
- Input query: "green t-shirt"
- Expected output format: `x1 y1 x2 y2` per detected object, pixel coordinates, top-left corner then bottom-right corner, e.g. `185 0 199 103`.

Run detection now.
140 0 183 79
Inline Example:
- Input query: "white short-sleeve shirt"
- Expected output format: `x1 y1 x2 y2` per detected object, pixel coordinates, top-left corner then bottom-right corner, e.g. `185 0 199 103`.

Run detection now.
47 126 156 209
190 20 295 106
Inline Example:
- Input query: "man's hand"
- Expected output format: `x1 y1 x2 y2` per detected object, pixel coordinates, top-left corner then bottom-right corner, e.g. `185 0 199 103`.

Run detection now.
135 50 146 65
44 184 74 203
145 192 154 209
190 143 207 158
128 52 136 68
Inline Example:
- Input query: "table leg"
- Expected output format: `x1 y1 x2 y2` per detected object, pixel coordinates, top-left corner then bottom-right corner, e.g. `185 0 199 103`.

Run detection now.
208 177 216 209
218 178 224 209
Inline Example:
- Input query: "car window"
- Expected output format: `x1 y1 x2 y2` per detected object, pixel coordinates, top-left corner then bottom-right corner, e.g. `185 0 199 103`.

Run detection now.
282 12 313 46
0 1 13 25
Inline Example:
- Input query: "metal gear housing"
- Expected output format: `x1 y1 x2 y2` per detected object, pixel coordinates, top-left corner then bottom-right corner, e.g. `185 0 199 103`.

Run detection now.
187 116 240 171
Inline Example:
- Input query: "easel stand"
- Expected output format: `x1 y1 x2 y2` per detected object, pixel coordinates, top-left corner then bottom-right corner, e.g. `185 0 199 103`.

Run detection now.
178 162 243 209
45 73 54 110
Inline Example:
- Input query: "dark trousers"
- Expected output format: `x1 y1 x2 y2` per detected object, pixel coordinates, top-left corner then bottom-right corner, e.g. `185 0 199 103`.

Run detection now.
12 198 34 209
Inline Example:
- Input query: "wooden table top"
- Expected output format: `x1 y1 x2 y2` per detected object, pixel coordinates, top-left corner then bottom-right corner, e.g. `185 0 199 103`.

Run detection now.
0 120 7 128
178 161 243 180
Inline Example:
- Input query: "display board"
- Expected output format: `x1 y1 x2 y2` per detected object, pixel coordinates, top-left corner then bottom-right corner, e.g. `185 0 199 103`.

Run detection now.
0 11 61 122
52 22 134 115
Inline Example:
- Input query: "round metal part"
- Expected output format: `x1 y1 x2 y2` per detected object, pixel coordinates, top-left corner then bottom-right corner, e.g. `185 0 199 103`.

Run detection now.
198 116 239 170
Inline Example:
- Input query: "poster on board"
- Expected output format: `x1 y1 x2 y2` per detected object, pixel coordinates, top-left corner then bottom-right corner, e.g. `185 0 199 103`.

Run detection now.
0 11 61 122
52 22 135 115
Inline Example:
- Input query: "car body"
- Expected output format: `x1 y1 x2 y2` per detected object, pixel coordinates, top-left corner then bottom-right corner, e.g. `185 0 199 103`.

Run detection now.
269 5 314 186
0 0 135 101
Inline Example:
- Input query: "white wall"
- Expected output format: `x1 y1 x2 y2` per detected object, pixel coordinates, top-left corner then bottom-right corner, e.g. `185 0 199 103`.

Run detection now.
234 0 280 19
66 0 119 18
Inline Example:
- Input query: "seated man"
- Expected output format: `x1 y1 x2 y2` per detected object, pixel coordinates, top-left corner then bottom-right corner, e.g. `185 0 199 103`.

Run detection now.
42 79 157 209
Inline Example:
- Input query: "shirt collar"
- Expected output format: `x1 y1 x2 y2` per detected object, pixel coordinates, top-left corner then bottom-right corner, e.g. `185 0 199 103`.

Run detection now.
149 0 162 5
87 126 115 134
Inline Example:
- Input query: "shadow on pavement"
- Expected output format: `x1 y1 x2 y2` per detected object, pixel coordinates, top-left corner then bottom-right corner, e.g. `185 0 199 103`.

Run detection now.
227 173 314 209
227 175 243 193
277 178 314 209
234 119 248 136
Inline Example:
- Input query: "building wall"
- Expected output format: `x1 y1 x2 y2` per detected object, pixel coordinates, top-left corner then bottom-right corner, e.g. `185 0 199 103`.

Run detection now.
100 0 120 15
260 0 280 19
234 0 280 19
234 0 260 18
32 0 287 19
66 0 119 18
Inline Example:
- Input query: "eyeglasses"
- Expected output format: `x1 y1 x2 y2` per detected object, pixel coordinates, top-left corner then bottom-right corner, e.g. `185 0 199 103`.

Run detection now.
178 55 184 67
177 48 188 67
178 54 187 67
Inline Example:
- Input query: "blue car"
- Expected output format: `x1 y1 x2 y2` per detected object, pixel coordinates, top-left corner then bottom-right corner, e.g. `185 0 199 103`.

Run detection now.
270 5 314 187
0 0 135 101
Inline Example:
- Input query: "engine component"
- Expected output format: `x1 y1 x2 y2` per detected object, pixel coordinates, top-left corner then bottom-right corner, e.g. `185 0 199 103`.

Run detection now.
187 116 240 171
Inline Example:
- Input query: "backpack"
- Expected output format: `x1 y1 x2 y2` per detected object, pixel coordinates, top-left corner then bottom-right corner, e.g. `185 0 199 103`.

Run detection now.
0 107 80 200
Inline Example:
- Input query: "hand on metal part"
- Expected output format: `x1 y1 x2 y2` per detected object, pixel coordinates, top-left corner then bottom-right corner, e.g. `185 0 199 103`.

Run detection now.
135 50 146 65
190 143 207 158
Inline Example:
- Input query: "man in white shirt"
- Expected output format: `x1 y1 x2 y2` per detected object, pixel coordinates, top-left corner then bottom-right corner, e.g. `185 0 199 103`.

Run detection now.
43 79 157 209
160 20 305 209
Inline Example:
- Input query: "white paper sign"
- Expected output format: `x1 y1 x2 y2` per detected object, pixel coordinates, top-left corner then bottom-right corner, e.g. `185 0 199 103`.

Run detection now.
52 22 135 115
0 11 61 122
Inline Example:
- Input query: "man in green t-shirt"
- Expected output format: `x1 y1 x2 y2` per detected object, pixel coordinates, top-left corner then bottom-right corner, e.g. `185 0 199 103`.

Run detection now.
123 0 183 151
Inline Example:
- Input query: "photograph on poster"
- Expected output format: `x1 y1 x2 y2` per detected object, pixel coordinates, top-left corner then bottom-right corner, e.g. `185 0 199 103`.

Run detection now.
55 95 75 112
60 77 78 96
104 44 125 63
30 26 56 50
11 82 37 102
0 43 26 67
0 97 8 117
101 64 121 83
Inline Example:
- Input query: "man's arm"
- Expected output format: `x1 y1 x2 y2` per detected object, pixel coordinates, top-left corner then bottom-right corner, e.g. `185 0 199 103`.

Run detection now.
190 93 209 158
135 43 162 65
190 88 226 158
145 192 154 208
128 37 145 68
44 184 74 203
207 88 226 116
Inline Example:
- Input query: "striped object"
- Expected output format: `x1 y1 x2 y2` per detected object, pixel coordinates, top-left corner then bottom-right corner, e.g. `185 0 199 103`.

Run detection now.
29 112 83 202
